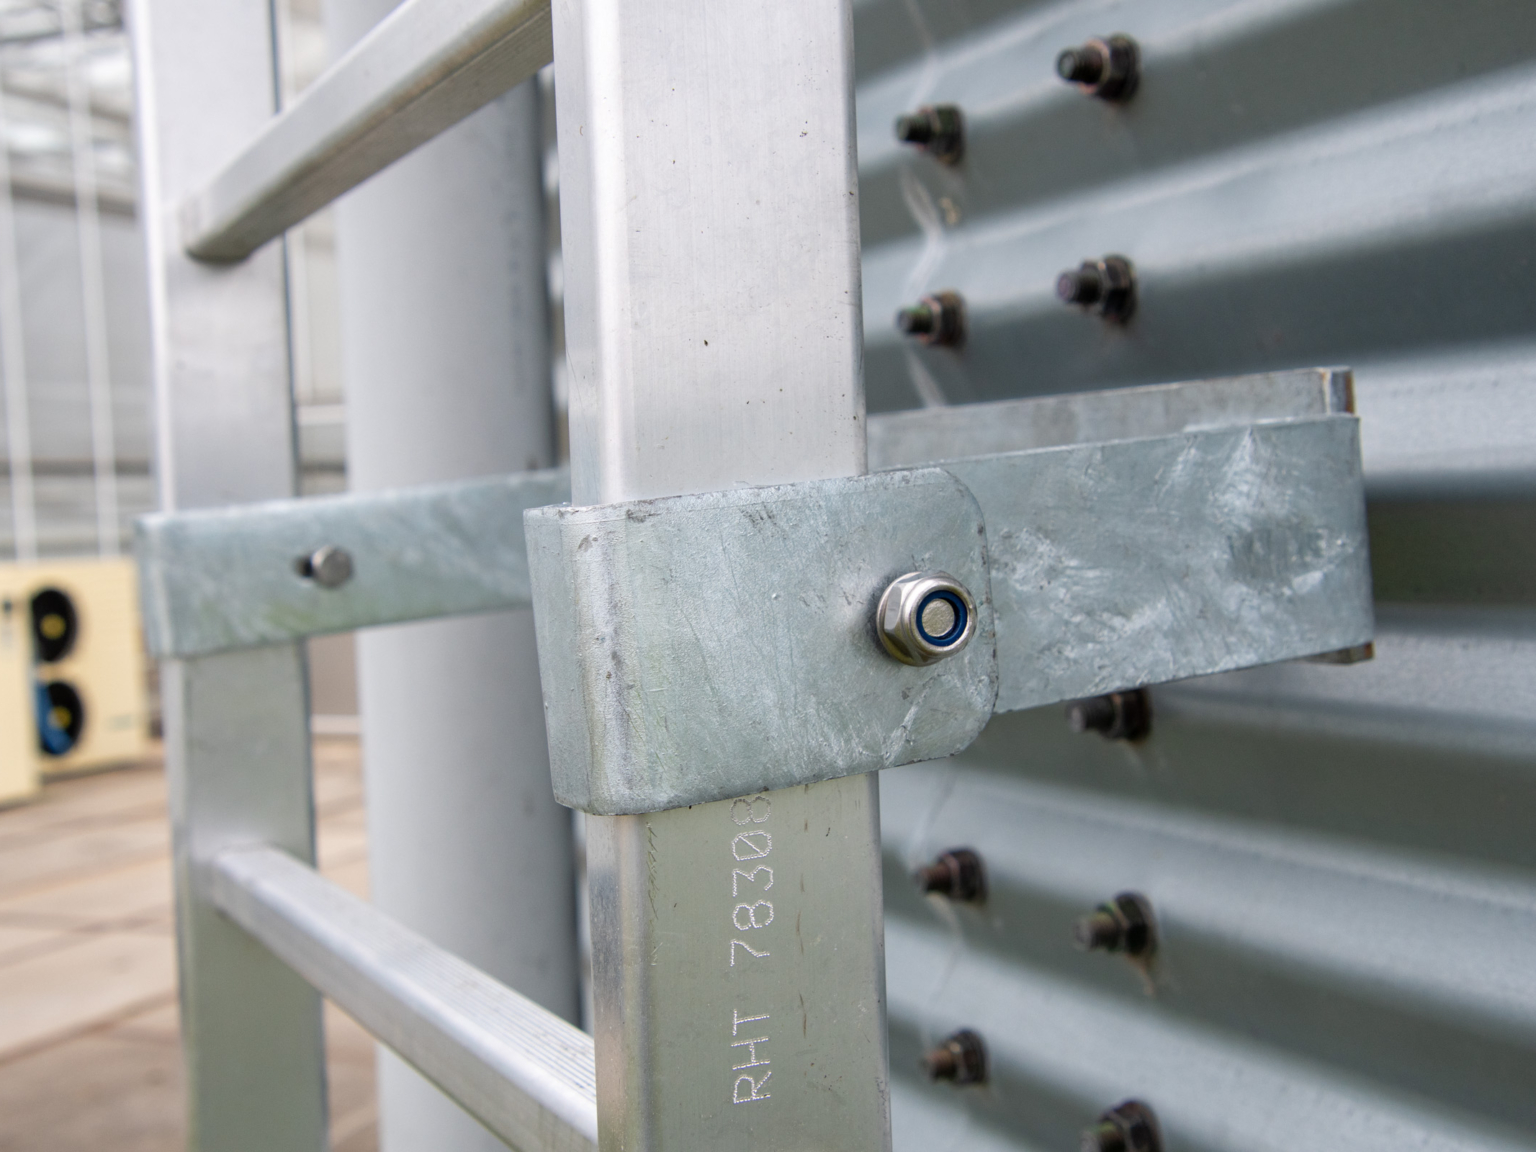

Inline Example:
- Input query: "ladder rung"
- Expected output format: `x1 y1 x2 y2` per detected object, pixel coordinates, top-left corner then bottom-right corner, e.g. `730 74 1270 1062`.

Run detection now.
210 844 598 1152
181 0 552 262
136 468 569 658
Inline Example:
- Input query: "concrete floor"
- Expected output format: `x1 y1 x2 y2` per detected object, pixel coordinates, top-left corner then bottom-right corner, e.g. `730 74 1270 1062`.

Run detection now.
0 736 378 1152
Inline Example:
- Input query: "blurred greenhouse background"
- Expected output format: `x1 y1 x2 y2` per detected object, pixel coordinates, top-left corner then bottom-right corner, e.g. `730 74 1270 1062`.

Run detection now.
0 0 346 566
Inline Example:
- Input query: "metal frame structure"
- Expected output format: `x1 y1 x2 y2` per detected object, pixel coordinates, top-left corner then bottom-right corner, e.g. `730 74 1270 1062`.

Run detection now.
129 2 1376 1151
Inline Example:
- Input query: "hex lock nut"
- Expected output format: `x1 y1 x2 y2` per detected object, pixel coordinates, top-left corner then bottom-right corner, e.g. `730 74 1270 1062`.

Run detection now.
1057 34 1140 102
894 103 965 164
295 544 354 589
896 290 966 348
877 571 977 666
1082 1100 1161 1152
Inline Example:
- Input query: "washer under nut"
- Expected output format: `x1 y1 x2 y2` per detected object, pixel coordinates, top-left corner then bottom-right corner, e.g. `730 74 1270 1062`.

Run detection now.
877 571 977 666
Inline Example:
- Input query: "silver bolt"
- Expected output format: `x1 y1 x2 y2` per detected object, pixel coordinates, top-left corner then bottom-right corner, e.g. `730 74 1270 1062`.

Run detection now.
876 571 976 666
296 545 354 589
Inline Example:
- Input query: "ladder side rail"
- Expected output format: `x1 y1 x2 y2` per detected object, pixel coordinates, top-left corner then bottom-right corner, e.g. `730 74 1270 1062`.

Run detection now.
129 0 329 1146
210 845 599 1152
182 0 552 262
552 1 892 1149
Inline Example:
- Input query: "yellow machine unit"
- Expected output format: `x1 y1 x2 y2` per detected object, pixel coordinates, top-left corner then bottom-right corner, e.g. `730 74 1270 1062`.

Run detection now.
0 557 149 801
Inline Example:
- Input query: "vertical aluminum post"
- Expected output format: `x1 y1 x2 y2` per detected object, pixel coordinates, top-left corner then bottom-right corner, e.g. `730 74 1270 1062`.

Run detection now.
62 0 120 555
130 1 327 1148
0 84 36 561
553 3 891 1150
326 3 578 1150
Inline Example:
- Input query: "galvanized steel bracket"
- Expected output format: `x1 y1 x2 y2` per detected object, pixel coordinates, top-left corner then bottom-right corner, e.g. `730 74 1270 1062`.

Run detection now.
525 469 1000 815
137 469 570 658
132 369 1373 816
528 409 1372 815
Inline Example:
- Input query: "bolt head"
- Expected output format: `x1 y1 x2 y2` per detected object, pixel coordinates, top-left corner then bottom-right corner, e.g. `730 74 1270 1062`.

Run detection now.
877 571 977 666
299 545 354 589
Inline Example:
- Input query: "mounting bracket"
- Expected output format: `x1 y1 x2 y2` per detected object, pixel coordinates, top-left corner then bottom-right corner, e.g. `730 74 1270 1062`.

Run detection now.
527 377 1372 815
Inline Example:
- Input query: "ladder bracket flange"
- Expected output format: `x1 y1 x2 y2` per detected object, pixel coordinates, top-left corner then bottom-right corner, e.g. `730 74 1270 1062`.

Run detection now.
525 468 1000 815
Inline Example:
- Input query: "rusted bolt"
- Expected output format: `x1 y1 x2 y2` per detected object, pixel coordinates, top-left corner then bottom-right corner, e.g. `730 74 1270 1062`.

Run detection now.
924 1029 987 1085
894 103 965 164
1057 255 1135 322
1081 1100 1161 1152
896 290 966 348
1065 689 1150 741
295 545 354 589
1074 892 1155 959
914 848 986 903
1057 35 1139 102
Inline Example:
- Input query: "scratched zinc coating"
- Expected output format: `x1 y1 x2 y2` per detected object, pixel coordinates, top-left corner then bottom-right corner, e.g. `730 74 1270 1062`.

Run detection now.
947 415 1374 712
524 467 998 815
135 468 570 657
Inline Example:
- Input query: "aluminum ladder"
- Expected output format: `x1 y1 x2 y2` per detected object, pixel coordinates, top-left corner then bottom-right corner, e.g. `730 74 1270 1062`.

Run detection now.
129 0 1375 1148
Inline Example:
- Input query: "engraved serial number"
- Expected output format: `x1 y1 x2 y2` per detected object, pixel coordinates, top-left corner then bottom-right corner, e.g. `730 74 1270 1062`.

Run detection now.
728 796 773 966
729 795 773 1104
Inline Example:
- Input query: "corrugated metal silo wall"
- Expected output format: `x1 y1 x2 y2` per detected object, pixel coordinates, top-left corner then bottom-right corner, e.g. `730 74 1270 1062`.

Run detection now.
854 2 1536 1150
